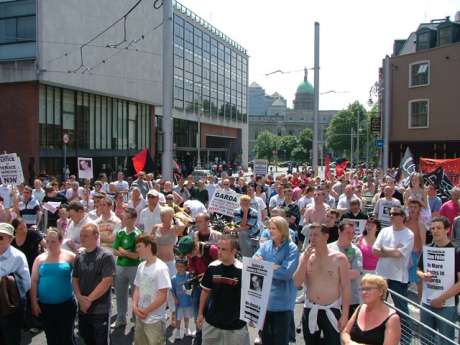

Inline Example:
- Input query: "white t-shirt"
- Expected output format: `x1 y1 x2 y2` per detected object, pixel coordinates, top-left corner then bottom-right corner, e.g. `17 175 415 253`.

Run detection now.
373 226 414 283
113 180 129 192
139 205 162 235
134 259 172 324
0 184 12 208
128 198 147 223
374 198 401 227
183 199 207 219
250 195 267 229
63 215 96 250
65 187 84 201
269 194 285 209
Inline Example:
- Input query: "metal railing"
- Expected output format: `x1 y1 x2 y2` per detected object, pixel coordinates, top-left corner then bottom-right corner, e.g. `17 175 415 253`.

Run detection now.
386 288 459 345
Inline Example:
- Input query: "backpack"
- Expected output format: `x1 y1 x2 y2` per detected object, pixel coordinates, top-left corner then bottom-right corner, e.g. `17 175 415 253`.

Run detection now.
0 274 20 317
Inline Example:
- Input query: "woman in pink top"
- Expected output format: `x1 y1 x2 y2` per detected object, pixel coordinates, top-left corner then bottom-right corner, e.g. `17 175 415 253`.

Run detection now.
358 217 380 273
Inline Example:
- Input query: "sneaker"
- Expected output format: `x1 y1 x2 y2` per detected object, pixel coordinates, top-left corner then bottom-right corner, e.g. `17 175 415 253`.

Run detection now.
185 327 193 337
254 336 262 345
295 295 305 304
173 328 183 340
191 330 197 337
111 320 126 329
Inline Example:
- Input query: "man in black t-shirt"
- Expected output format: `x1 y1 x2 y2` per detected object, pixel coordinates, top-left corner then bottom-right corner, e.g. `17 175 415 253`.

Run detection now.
417 216 460 345
72 223 115 345
197 236 250 345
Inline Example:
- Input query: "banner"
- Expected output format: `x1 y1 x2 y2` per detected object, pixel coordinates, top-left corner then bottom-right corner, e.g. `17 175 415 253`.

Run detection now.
423 167 454 202
77 157 93 180
342 218 367 240
420 158 460 185
422 246 455 307
0 153 24 185
254 159 268 177
208 188 240 217
240 257 274 330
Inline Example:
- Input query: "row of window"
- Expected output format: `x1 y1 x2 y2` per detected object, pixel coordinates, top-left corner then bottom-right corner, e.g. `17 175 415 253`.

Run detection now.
39 85 151 151
0 15 35 44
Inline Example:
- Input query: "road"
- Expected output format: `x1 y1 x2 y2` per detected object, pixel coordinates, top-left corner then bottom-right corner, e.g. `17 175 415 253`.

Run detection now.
24 295 307 345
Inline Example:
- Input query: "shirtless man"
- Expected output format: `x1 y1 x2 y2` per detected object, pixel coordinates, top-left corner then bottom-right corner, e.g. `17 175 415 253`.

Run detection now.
406 198 426 299
303 188 330 225
294 223 351 345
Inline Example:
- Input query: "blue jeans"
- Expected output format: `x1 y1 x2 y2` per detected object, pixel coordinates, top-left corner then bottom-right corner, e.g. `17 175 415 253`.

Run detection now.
387 280 411 345
261 310 291 345
421 304 456 345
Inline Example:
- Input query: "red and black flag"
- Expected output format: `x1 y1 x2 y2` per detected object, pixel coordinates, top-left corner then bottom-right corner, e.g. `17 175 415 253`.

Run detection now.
128 149 155 176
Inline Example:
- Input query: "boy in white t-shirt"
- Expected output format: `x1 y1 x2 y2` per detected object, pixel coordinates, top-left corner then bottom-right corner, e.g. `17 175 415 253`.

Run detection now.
133 235 172 345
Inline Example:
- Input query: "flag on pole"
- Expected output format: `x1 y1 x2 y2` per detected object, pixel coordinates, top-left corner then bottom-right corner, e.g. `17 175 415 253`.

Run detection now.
399 147 416 186
130 149 155 175
325 155 331 180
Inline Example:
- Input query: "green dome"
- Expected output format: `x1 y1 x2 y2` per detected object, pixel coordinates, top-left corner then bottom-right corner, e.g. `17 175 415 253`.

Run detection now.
297 80 314 94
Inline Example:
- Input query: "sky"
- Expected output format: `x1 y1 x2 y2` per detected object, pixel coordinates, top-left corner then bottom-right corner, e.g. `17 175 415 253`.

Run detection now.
179 0 459 111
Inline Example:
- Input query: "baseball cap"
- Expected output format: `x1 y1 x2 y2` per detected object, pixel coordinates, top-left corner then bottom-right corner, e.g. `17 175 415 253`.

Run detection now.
177 236 194 255
0 223 14 237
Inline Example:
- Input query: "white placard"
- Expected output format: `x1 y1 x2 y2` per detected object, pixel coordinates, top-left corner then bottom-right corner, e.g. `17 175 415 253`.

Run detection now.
342 218 367 240
422 246 455 307
254 159 268 177
240 257 274 330
0 153 24 185
42 201 61 214
208 188 240 217
78 157 93 180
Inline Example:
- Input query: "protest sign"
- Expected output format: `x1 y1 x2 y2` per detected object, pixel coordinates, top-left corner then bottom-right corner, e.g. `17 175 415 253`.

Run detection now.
208 188 240 217
0 153 24 185
240 257 274 330
343 218 367 240
78 157 93 180
422 246 455 307
253 159 268 176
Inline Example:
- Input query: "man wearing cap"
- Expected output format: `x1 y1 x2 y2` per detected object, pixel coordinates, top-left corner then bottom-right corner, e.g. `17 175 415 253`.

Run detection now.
139 190 162 235
0 222 31 345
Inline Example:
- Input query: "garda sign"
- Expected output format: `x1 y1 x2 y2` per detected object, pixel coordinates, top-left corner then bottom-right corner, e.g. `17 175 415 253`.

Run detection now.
208 188 240 217
0 153 24 185
254 159 268 176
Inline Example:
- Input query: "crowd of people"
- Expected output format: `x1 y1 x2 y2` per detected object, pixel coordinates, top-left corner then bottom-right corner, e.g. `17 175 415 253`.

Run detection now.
1 166 460 345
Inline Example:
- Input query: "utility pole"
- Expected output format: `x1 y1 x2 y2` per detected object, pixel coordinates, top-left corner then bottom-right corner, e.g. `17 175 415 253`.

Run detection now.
383 55 391 174
161 0 174 180
356 108 360 164
312 22 320 175
350 127 354 167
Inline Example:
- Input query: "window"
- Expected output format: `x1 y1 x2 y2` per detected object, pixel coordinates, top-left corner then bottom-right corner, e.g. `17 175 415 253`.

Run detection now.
409 61 430 87
438 26 451 46
0 15 35 44
408 99 429 129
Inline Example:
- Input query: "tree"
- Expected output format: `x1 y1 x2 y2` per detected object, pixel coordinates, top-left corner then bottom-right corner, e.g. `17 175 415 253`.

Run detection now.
298 128 313 151
291 146 308 162
254 131 278 161
278 135 297 160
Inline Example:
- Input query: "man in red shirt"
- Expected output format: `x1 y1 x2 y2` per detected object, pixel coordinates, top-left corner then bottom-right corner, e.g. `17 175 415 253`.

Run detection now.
440 187 460 235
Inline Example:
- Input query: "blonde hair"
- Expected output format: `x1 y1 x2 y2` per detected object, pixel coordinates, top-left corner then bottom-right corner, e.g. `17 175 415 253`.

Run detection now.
361 274 388 300
160 206 175 217
46 227 63 242
268 216 290 242
239 195 251 202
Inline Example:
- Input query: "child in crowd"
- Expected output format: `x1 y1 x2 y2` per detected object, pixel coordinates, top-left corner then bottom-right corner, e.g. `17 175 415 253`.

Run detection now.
170 258 194 341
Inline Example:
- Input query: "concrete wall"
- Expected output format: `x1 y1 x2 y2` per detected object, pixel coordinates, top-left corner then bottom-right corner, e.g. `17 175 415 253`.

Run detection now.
390 43 460 141
37 0 163 105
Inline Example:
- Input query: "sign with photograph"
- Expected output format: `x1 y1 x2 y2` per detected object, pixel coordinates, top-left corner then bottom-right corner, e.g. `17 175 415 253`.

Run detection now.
78 157 93 180
342 218 367 240
240 257 274 330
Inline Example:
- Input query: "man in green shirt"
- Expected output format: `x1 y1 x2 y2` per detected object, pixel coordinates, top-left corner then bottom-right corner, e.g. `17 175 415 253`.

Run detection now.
112 207 141 329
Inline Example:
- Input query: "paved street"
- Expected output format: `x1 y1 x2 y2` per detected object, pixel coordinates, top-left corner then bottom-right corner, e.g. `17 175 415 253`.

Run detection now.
24 296 307 345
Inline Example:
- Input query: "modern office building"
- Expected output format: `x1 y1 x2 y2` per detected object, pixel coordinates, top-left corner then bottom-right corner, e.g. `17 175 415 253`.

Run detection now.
0 0 248 181
248 69 337 159
383 13 460 166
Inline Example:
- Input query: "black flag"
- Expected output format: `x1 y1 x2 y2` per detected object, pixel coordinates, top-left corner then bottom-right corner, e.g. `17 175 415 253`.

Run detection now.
423 167 454 202
399 147 416 187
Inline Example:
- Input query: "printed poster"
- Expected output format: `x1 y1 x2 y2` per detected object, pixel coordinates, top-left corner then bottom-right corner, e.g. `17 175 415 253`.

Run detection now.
0 153 24 185
208 188 240 217
240 257 274 330
78 157 93 180
422 246 455 307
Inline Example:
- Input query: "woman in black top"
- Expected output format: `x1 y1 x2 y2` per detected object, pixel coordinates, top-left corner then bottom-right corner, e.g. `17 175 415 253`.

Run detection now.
12 217 45 271
342 274 400 345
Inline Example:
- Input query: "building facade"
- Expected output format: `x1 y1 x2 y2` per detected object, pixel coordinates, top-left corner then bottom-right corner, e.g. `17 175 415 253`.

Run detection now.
0 0 248 181
248 69 337 159
385 15 460 166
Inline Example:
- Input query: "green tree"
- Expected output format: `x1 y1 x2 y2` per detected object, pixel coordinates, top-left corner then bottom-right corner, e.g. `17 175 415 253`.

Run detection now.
254 131 279 161
291 146 308 162
278 135 297 160
298 128 313 151
325 101 368 161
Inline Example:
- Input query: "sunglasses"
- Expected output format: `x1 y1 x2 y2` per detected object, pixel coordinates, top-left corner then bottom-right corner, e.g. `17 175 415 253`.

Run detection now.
390 212 402 216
